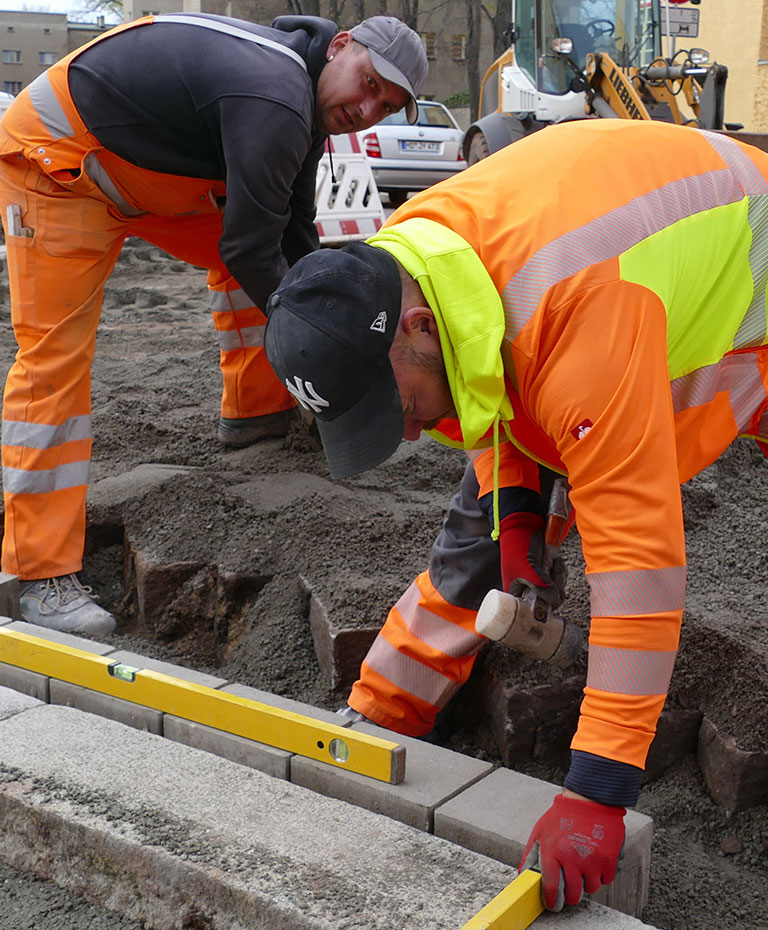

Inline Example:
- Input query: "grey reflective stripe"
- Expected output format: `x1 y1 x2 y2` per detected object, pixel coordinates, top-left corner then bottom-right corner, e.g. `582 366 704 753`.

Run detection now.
502 169 742 338
395 582 484 658
701 132 768 349
364 635 459 708
2 414 92 450
26 71 74 139
218 325 265 351
587 643 676 695
735 194 768 349
671 353 766 432
209 288 256 313
758 407 768 439
701 130 768 196
153 14 308 72
588 565 686 617
83 152 144 217
2 459 90 494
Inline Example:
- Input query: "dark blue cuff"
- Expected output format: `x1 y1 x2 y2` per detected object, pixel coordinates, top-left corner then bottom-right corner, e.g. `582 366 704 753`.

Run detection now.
477 487 544 528
565 750 643 808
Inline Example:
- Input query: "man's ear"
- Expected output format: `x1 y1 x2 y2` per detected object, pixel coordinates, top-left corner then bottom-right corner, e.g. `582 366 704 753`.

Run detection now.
401 306 440 345
327 31 352 57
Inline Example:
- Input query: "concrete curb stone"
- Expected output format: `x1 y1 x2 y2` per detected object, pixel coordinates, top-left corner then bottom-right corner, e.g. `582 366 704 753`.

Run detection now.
0 701 660 930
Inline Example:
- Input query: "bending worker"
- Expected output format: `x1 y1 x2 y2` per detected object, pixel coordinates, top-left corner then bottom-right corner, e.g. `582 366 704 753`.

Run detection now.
264 119 768 911
0 13 427 634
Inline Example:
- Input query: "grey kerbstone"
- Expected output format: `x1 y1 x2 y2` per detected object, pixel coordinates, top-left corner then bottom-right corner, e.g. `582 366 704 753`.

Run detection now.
164 715 291 779
433 767 653 918
0 705 660 930
0 573 20 620
50 679 163 735
0 683 43 720
0 661 49 702
291 720 492 832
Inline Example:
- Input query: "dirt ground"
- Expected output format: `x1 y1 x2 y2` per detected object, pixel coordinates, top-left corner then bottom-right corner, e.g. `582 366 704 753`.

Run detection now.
1 240 768 930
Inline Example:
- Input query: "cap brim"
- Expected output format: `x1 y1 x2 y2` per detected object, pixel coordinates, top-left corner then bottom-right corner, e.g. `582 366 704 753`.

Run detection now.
316 367 404 479
367 48 419 124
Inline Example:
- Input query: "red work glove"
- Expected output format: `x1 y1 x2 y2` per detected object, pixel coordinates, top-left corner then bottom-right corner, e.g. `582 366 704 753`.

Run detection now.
519 794 626 911
498 512 566 607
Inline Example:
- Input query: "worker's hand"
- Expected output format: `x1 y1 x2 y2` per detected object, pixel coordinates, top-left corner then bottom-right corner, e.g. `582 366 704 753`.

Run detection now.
498 512 566 607
519 794 626 911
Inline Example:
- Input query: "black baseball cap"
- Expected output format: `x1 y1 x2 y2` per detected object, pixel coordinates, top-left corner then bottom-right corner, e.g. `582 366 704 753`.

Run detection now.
264 242 404 479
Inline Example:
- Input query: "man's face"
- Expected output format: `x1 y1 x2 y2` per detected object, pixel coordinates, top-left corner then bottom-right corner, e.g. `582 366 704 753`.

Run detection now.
391 354 455 440
315 33 410 135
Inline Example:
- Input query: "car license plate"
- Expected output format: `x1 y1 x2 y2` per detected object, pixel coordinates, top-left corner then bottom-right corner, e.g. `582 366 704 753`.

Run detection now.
401 140 440 153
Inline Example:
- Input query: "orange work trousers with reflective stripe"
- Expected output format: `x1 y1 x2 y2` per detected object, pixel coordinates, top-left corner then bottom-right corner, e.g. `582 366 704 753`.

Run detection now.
0 89 292 579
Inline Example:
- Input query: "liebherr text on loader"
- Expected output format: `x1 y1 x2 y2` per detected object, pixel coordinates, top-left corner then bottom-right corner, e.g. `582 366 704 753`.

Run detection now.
462 0 763 165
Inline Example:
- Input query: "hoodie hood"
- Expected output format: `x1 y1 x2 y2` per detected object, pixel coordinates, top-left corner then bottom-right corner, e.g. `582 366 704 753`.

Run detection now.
367 217 513 450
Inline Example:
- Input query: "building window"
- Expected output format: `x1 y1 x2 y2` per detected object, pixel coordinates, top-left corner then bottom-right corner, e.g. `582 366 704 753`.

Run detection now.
420 32 436 60
2 50 21 64
39 52 57 65
4 81 21 94
452 34 467 61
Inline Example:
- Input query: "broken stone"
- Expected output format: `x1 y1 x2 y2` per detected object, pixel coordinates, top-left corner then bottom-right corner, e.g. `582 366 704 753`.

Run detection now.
302 577 380 692
643 706 703 783
697 717 768 811
720 835 742 855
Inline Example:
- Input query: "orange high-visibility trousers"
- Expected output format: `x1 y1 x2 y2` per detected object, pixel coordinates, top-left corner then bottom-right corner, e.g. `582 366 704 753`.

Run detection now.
0 60 292 579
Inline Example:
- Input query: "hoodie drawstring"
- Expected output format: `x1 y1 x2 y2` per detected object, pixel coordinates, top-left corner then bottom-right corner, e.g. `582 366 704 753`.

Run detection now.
490 413 501 542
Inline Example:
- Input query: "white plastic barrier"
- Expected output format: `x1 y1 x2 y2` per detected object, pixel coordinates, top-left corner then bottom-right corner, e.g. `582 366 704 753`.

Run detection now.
314 133 385 245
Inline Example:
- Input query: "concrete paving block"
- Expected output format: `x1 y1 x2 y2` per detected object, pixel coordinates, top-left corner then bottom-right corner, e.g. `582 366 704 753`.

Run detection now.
433 767 652 918
0 660 49 702
50 679 163 735
0 573 20 620
0 683 43 720
291 720 493 832
2 619 116 655
0 705 660 930
107 650 228 689
164 715 291 780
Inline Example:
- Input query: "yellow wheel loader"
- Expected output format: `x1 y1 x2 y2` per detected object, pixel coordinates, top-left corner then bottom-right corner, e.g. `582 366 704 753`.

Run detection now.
463 0 744 165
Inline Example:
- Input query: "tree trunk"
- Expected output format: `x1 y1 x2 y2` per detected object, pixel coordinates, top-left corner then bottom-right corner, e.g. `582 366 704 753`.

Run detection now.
467 0 481 121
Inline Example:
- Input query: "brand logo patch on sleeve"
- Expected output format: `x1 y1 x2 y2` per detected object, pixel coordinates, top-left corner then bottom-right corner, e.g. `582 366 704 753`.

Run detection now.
571 419 593 440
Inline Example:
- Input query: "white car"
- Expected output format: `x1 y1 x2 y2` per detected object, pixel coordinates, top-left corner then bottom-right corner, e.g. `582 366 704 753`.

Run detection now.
357 100 466 207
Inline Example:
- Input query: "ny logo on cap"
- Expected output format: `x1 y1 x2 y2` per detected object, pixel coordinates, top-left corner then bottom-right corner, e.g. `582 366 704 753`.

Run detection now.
370 311 387 333
285 376 330 413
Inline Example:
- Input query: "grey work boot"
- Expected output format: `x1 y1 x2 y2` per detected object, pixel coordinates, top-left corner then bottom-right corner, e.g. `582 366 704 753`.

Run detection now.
19 574 117 636
218 410 295 447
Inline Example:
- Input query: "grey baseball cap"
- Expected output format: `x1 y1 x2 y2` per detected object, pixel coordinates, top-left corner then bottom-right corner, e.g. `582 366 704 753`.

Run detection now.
350 16 428 123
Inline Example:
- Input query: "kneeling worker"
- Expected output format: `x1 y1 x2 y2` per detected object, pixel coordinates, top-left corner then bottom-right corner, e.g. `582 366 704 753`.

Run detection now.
264 119 768 911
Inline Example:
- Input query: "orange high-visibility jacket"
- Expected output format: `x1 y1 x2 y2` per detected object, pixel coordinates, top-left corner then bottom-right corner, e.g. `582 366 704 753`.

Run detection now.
350 120 768 807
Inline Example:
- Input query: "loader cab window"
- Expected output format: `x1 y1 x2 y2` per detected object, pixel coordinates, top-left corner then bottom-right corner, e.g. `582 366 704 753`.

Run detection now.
549 0 661 71
514 0 538 85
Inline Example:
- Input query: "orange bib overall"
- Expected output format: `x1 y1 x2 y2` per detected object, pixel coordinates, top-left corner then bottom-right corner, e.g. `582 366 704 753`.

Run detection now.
0 17 293 579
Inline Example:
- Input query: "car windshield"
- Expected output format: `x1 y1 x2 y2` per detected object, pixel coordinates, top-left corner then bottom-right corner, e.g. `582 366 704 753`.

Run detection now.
378 104 456 128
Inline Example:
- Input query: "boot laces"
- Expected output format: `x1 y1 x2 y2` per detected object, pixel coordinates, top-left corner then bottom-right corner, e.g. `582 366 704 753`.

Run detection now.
37 574 99 614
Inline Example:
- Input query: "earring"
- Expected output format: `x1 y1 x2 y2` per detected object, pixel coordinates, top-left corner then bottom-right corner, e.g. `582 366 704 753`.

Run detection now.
328 55 334 60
